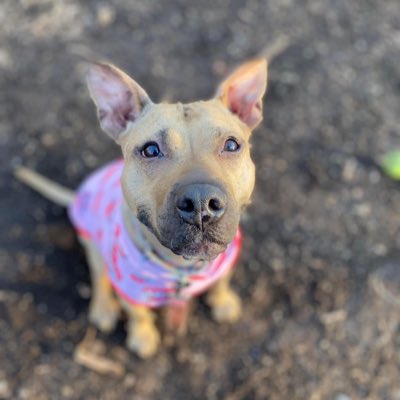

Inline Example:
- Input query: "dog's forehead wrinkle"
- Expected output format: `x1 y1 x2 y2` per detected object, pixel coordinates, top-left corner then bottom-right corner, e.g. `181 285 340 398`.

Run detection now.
158 128 169 145
182 104 198 121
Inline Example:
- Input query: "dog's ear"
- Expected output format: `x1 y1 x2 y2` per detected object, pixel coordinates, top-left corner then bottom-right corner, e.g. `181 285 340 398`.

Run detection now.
86 62 152 141
216 58 267 130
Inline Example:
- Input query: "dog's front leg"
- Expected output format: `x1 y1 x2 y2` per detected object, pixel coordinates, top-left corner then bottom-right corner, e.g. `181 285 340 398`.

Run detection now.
207 272 242 323
120 300 160 358
82 239 121 333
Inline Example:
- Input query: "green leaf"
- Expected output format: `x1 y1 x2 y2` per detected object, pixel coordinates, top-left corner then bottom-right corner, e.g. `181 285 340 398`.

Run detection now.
380 151 400 180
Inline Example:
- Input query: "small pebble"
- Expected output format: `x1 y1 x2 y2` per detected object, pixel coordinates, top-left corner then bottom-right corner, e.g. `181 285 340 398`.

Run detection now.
336 394 351 400
97 5 116 27
61 385 74 398
123 373 136 389
0 380 10 399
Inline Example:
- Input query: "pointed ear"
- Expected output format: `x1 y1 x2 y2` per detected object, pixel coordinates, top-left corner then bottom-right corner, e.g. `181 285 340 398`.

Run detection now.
86 62 152 141
216 58 268 130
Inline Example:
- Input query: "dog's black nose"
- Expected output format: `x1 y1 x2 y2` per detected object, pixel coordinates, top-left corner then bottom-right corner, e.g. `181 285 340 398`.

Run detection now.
176 184 226 228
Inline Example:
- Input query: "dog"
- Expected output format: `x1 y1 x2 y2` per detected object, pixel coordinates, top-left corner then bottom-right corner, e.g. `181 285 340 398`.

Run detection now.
15 50 277 358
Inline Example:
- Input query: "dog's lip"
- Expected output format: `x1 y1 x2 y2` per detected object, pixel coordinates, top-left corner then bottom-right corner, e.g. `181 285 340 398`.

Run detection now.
202 234 227 247
169 237 227 260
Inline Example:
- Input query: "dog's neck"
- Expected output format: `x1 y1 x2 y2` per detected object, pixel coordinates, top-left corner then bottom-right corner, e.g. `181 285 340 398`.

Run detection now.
121 201 199 269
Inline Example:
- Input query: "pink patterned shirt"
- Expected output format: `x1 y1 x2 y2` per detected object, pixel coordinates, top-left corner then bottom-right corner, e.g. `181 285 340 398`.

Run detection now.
68 160 242 308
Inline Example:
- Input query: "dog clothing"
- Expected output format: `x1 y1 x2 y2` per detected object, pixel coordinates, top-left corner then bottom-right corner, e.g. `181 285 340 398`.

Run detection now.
68 160 242 308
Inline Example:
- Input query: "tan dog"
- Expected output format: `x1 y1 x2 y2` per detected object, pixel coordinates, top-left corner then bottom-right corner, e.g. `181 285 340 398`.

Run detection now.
16 55 270 358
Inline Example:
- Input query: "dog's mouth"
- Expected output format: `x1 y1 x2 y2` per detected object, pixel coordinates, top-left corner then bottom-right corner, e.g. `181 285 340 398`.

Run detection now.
169 237 227 261
158 223 236 262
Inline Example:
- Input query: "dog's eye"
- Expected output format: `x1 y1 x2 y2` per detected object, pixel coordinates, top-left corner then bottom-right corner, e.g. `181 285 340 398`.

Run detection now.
141 142 161 158
224 138 240 152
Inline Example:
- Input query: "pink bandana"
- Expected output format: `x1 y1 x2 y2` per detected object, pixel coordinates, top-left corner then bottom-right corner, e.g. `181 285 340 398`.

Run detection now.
68 160 242 308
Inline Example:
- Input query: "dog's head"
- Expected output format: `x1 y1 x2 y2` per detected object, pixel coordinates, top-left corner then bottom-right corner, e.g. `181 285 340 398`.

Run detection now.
87 58 268 261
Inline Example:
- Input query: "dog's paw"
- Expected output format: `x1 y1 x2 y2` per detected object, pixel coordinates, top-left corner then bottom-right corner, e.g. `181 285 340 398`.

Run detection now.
126 324 161 359
89 302 120 333
208 289 242 324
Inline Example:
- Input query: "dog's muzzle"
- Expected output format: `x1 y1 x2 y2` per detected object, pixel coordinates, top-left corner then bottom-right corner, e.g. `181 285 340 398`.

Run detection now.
156 182 239 261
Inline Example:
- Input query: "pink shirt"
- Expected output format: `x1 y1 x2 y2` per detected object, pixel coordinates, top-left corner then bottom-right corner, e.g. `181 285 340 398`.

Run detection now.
68 160 242 308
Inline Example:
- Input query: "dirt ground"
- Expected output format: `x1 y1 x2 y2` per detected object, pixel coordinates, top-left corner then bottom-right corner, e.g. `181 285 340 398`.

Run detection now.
1 1 400 399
